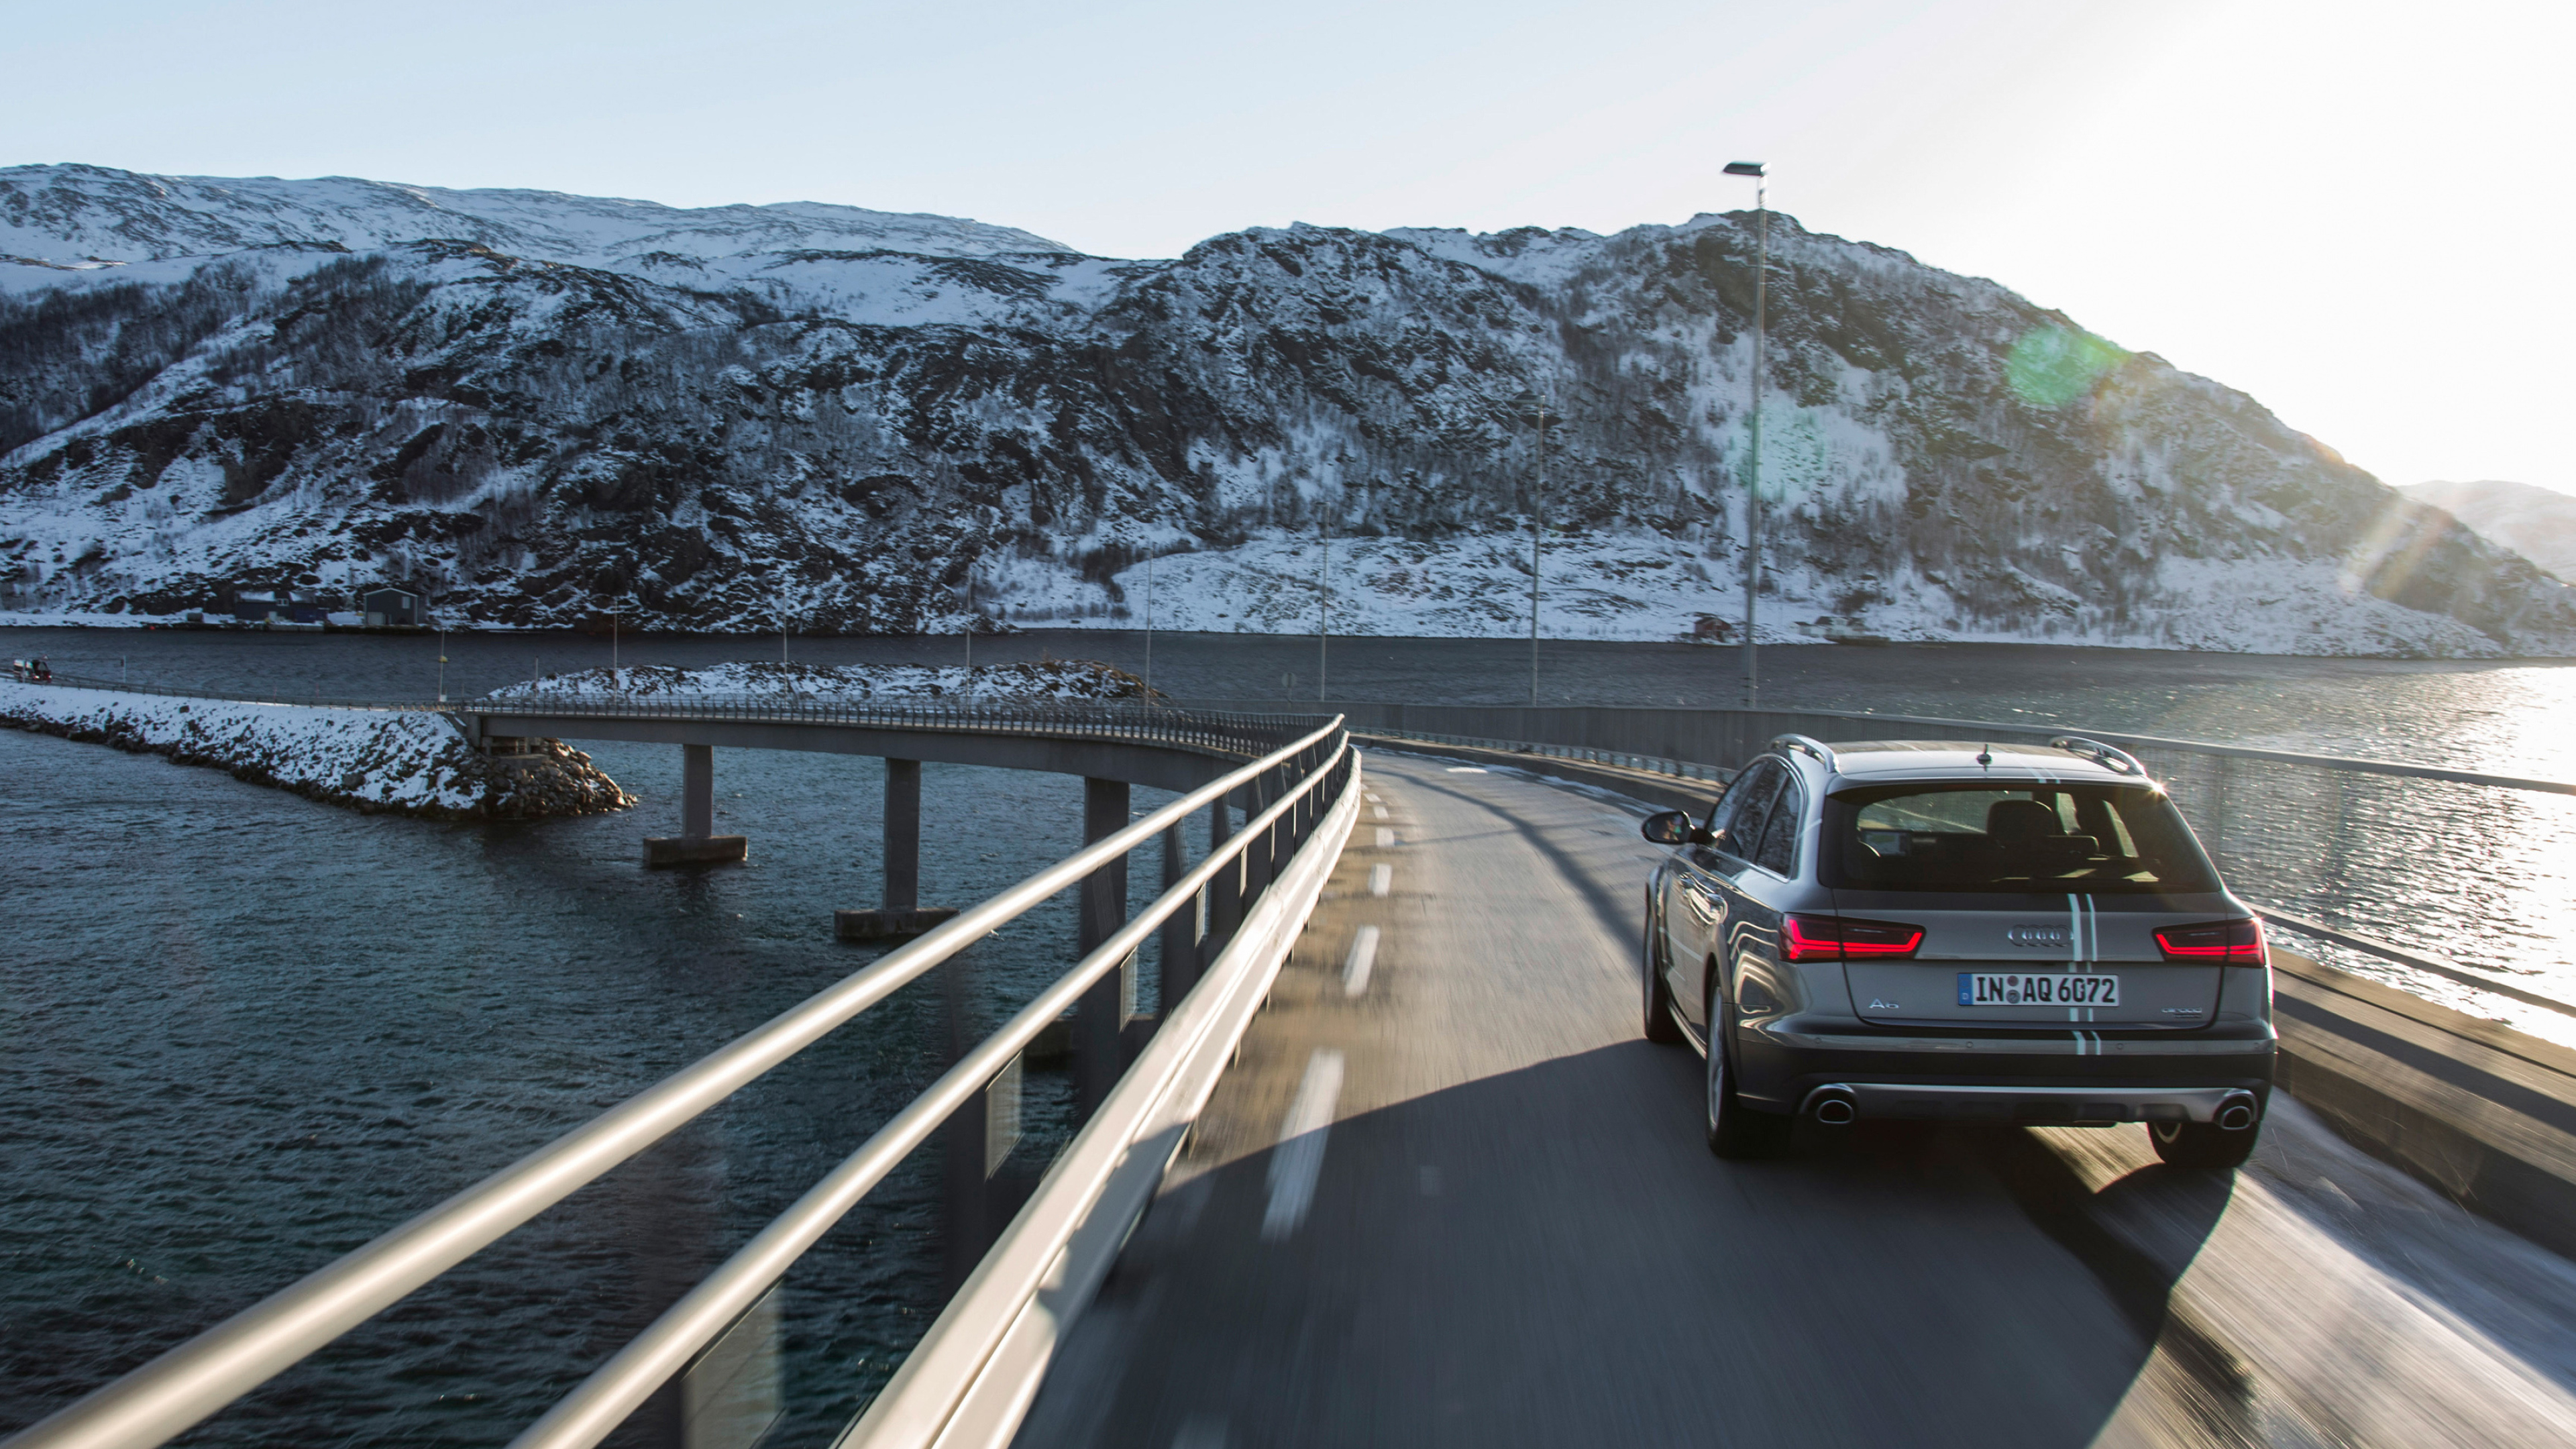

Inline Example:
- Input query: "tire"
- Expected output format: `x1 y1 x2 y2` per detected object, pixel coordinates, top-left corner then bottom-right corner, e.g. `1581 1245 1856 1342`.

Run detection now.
1642 903 1684 1044
1704 991 1792 1159
2149 1118 2258 1169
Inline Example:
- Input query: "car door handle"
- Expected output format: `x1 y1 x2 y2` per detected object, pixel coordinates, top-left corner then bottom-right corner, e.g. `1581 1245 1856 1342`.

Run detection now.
1681 884 1722 923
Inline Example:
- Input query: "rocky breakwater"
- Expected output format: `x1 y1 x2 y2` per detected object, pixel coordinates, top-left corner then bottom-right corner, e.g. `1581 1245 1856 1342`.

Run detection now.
0 680 634 820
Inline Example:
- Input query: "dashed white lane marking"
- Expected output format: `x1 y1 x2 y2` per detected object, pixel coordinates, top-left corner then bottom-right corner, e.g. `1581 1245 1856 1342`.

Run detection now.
1263 1049 1346 1242
1444 766 1487 773
1375 826 1397 846
1363 792 1382 804
1342 925 1381 997
1372 804 1390 820
1368 863 1391 898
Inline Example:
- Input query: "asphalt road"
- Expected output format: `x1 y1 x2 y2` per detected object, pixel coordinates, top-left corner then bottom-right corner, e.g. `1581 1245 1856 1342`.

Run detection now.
1018 749 2576 1448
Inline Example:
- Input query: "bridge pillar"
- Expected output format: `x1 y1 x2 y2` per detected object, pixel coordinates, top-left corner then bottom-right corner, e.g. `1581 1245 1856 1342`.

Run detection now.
1075 777 1132 1120
645 742 747 867
1204 796 1240 976
1159 823 1198 1009
684 743 714 837
884 758 921 910
835 758 960 941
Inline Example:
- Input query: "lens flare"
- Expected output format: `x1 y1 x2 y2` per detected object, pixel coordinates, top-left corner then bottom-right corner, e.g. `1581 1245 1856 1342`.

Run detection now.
2006 325 2129 408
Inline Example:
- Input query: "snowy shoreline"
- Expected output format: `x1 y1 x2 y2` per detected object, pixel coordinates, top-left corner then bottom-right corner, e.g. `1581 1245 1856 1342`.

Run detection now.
0 660 1151 820
484 657 1160 702
0 682 633 821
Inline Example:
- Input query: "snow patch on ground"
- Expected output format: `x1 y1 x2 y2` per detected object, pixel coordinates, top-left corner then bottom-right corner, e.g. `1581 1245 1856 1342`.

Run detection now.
953 529 2538 657
0 681 632 820
483 657 1159 702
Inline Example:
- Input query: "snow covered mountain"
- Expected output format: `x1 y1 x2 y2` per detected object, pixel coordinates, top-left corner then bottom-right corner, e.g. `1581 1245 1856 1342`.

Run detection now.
0 164 1069 274
2402 480 2576 584
1 162 2567 657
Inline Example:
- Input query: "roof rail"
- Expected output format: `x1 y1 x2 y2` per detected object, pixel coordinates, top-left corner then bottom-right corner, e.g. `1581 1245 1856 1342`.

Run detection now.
1770 733 1835 767
2049 735 2145 776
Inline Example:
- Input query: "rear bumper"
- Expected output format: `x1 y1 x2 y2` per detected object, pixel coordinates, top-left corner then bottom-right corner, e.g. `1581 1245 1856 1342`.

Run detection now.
1801 1081 2263 1126
1732 1014 2275 1119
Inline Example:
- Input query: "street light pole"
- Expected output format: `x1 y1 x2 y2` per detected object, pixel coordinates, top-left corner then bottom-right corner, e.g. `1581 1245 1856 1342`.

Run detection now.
1530 383 1550 708
1723 160 1769 710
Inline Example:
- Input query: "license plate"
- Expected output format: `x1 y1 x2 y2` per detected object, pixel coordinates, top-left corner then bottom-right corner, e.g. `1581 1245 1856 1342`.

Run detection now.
1958 973 2120 1007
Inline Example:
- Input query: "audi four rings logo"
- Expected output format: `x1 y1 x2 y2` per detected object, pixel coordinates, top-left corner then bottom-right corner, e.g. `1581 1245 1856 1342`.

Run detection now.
2005 925 2072 947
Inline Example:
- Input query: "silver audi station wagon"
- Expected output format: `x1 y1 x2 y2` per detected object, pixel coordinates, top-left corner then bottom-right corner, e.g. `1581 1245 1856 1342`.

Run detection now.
1640 735 2273 1167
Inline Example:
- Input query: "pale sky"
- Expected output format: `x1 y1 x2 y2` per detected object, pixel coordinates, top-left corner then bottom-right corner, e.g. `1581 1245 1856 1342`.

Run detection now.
7 0 2567 493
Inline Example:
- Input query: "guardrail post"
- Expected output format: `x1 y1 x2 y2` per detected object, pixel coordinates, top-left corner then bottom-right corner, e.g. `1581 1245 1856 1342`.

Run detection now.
1075 777 1132 1120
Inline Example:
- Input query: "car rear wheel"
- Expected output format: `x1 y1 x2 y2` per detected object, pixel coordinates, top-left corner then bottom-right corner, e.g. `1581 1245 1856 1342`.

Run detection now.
2148 1118 2257 1169
1704 992 1791 1159
1642 904 1683 1044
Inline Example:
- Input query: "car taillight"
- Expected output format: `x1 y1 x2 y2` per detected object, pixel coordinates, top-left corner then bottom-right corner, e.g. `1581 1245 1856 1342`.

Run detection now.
1783 914 1924 962
2155 918 2267 964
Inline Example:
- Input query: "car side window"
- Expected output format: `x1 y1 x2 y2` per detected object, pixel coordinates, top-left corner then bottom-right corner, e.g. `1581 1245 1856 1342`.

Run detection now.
1717 762 1784 862
1754 777 1804 875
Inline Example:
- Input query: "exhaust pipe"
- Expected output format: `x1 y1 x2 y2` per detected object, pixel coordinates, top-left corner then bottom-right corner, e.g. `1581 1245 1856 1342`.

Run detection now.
2214 1093 2258 1132
1809 1087 1858 1126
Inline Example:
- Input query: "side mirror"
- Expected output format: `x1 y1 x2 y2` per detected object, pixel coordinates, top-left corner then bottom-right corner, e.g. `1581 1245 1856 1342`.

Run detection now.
1642 810 1695 846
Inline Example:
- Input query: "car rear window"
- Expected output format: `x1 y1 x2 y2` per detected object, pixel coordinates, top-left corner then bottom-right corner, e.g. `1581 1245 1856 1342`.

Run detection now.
1821 783 2220 894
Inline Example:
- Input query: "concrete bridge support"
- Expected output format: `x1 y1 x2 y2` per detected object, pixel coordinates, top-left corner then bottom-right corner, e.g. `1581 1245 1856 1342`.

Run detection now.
645 743 749 867
1204 796 1240 979
837 758 960 941
1159 824 1197 1008
1075 777 1135 1120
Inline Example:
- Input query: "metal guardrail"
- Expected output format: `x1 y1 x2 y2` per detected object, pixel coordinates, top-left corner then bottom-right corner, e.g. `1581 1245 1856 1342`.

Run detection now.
1354 726 1731 784
2252 904 2576 1019
3 714 1360 1449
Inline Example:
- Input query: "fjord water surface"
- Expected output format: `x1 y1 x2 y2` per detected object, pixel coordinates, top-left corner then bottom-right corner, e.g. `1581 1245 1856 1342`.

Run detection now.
0 721 1177 1446
9 629 2576 1444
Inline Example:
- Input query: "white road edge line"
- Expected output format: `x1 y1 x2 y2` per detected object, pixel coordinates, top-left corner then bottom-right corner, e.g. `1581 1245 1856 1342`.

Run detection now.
1342 926 1381 998
1263 1049 1346 1242
1367 863 1391 898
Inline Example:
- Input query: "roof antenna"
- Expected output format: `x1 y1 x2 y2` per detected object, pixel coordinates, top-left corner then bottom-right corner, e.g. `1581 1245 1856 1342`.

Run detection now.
1976 743 1993 767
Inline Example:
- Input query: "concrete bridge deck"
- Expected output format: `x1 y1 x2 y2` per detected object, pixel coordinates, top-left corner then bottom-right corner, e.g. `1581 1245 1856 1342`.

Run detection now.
1019 750 2576 1448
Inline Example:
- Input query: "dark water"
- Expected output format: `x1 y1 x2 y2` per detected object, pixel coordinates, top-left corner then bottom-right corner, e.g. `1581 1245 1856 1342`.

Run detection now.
0 724 1206 1446
9 627 2576 1444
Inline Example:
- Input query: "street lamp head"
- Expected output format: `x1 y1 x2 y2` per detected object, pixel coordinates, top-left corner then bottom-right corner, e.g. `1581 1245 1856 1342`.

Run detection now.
1723 161 1767 177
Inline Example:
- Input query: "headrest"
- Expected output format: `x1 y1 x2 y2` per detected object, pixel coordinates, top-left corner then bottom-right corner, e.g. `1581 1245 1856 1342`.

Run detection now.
1986 798 2058 845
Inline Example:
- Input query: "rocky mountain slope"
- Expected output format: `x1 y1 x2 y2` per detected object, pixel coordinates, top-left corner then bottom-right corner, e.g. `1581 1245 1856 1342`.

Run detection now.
2402 480 2576 584
1 162 2566 657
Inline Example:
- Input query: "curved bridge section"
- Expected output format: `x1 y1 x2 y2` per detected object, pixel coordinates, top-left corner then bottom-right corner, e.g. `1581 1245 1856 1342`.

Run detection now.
458 696 1326 873
460 696 1315 795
